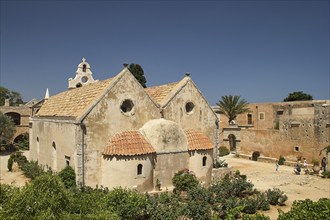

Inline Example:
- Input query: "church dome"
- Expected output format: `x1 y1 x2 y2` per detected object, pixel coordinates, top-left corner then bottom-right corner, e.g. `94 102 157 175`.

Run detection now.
140 119 188 153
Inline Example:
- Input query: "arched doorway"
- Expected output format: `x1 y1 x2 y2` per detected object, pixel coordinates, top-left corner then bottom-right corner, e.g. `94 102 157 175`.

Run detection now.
228 134 236 152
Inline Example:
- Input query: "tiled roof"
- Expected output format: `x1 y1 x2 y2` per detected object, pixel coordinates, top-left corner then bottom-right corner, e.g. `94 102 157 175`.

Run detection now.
103 130 156 156
145 82 179 105
36 78 114 119
184 129 214 151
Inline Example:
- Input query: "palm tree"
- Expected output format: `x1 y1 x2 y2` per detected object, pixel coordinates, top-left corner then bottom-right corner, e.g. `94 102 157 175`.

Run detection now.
216 95 250 123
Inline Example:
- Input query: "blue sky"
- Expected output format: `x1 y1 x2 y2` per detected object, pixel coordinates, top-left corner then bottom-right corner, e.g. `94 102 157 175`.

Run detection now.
1 0 329 105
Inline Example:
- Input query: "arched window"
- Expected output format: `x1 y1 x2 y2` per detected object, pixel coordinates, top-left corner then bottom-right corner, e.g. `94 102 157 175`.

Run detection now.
5 112 21 125
202 156 207 166
82 64 87 72
137 164 143 175
52 141 57 171
37 137 40 155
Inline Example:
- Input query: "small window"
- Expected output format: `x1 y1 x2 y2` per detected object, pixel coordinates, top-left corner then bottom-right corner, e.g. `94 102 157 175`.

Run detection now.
247 114 252 125
76 83 82 88
65 156 71 166
82 64 87 72
259 112 265 120
137 164 143 175
120 99 134 113
294 146 300 152
185 102 195 114
81 76 88 83
202 156 207 166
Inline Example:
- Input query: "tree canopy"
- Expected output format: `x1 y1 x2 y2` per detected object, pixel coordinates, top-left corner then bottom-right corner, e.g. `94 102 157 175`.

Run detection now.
0 86 24 106
0 112 16 145
216 95 250 123
283 91 313 102
128 64 147 88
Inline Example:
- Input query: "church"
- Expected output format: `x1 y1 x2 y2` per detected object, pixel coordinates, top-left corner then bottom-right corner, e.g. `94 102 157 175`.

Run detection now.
29 58 218 192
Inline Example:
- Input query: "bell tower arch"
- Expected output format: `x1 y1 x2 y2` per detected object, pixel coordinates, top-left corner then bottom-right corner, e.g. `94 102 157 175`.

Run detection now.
68 58 98 89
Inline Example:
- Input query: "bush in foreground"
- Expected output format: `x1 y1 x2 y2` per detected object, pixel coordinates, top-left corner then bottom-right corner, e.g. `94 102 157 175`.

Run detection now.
278 198 330 219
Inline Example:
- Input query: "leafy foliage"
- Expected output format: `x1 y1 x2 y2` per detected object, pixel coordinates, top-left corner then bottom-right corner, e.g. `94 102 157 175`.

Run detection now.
266 188 288 206
15 132 29 150
20 160 46 180
278 198 330 219
106 187 148 220
242 212 270 220
172 169 199 193
146 192 186 219
278 155 286 165
0 173 71 220
128 63 147 88
58 166 76 188
252 151 260 161
0 86 24 106
216 95 250 123
0 112 16 146
7 152 28 171
283 91 313 102
219 146 230 156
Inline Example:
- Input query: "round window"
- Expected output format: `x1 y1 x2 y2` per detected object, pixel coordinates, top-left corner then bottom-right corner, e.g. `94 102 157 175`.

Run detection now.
81 76 89 83
120 99 134 113
185 102 195 113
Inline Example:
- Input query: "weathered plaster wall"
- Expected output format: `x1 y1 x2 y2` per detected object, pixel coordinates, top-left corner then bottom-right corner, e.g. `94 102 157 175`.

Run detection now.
29 119 78 172
162 80 217 147
101 155 154 191
189 150 213 185
154 152 190 188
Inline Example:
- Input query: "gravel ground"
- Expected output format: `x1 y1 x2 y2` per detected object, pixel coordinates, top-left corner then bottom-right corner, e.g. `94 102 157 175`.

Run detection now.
223 154 330 219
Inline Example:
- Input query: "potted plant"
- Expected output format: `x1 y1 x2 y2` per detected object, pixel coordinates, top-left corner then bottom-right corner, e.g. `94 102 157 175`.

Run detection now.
311 159 320 174
155 179 161 191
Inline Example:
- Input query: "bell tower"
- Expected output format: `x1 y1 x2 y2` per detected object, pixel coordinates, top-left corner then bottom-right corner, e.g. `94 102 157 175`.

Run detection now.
68 58 98 89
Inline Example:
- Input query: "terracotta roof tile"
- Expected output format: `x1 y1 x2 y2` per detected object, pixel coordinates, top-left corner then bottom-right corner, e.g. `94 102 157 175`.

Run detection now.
145 82 179 105
36 78 113 119
184 129 214 151
103 130 155 156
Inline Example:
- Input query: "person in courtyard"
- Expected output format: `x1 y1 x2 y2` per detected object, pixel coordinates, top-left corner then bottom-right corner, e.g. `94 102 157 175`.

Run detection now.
303 158 307 168
275 160 279 171
321 157 327 172
294 163 301 175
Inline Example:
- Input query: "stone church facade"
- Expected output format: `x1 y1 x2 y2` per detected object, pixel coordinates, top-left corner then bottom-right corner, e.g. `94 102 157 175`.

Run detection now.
30 59 218 191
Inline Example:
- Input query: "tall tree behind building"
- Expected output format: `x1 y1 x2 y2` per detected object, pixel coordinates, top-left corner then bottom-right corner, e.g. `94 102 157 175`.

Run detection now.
0 87 24 106
216 95 250 123
283 91 313 102
128 64 147 88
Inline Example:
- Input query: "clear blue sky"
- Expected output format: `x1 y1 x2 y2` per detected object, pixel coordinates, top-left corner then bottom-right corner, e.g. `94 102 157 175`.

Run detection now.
1 0 329 105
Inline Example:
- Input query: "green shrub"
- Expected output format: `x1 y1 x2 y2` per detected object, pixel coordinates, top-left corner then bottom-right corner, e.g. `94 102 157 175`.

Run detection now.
321 171 330 178
278 198 330 220
219 146 230 156
15 132 29 150
7 152 27 171
147 192 186 220
58 166 76 188
172 169 199 193
20 160 45 180
242 212 270 220
252 151 260 161
278 155 286 165
213 159 228 168
266 188 287 206
106 187 148 220
7 157 13 171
